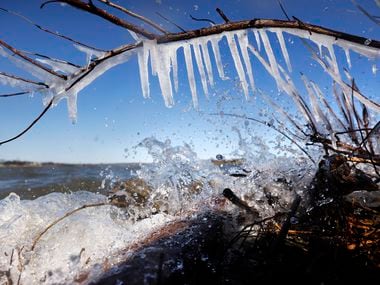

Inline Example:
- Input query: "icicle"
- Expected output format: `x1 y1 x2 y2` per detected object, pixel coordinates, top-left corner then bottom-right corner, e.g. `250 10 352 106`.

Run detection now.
36 58 79 75
372 64 378 75
236 30 255 91
275 30 292 72
137 43 151 99
169 46 179 93
74 44 106 64
258 30 283 92
192 40 209 96
252 29 261 51
343 48 352 68
326 44 340 79
209 36 227 80
183 43 198 108
199 38 214 86
153 45 174 107
66 91 78 123
225 32 249 99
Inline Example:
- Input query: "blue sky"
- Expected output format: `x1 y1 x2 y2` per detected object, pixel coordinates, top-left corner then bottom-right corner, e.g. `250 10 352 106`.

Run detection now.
0 0 379 163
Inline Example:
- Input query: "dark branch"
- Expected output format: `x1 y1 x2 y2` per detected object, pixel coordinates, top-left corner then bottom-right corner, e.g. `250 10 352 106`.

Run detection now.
0 7 106 52
0 99 53 146
41 0 158 39
0 91 31 98
216 8 230 23
156 12 186 33
277 0 291 21
0 39 67 80
97 0 168 34
189 14 216 25
0 72 49 88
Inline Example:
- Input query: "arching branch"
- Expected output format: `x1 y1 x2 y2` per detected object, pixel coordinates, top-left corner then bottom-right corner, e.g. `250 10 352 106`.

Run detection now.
0 99 53 146
41 0 158 39
0 39 67 80
0 7 106 52
96 0 168 34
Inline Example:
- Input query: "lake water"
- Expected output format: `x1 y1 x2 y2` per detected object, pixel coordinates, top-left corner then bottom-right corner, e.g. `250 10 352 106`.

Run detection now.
0 163 141 200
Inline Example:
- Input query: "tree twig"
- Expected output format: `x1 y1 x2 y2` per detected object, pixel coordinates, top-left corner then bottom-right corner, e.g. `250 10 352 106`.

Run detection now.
0 7 106 52
155 12 186 33
0 99 53 146
0 39 67 80
31 202 109 251
189 14 216 25
97 0 168 34
0 71 49 88
41 0 158 39
216 8 230 23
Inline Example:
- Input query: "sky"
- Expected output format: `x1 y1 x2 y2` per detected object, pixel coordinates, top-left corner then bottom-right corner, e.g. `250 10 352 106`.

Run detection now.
0 0 379 163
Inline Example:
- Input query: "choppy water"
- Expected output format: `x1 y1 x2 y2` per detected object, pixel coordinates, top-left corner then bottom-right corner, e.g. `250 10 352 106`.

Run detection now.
0 163 141 200
0 138 316 284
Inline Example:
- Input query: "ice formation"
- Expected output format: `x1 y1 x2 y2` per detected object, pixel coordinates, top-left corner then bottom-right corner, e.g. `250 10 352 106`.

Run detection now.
1 26 379 120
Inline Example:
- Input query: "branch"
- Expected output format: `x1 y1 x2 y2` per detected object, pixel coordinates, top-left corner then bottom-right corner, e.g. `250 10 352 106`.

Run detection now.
0 91 31 98
96 0 168 34
156 12 186 33
41 0 158 39
0 71 49 88
153 19 380 48
216 8 230 23
0 39 67 80
0 7 106 52
0 99 53 146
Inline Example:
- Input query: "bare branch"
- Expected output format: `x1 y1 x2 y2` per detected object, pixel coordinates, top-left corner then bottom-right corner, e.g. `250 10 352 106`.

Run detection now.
0 71 49 88
0 39 67 80
189 14 216 25
209 112 315 164
0 99 53 146
351 0 380 25
0 91 31 98
277 0 291 21
41 0 158 39
216 8 230 23
0 7 106 52
156 12 186 33
96 0 168 34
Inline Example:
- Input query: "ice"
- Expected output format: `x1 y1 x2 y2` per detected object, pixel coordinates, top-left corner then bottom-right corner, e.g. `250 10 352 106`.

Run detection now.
192 39 209 96
36 58 79 74
183 43 198 107
199 38 214 86
74 44 107 65
0 73 42 90
169 45 179 92
236 30 255 91
343 48 352 68
274 30 292 72
0 192 174 285
0 46 57 82
225 32 249 99
209 36 227 80
252 29 261 51
137 44 150 98
258 30 282 92
147 40 174 107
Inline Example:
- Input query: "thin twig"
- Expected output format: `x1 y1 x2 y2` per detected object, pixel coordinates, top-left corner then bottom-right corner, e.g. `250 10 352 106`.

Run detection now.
31 202 109 251
189 14 216 25
0 99 53 146
97 0 168 34
209 112 316 164
0 71 49 88
41 0 158 39
277 0 291 21
0 39 67 80
0 91 32 97
0 7 106 52
216 8 230 23
155 12 186 32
